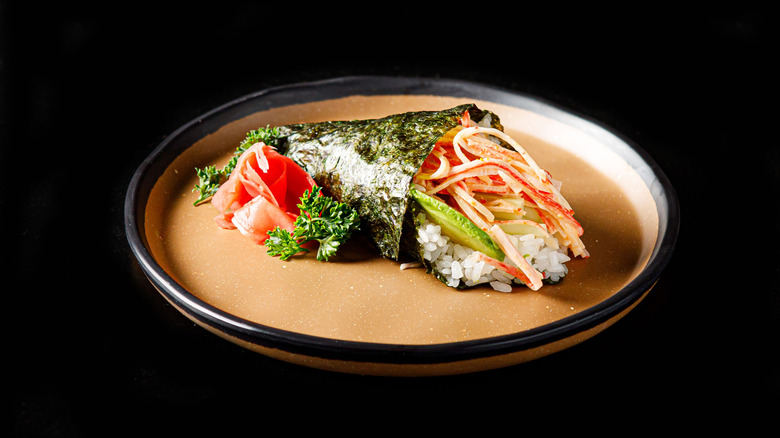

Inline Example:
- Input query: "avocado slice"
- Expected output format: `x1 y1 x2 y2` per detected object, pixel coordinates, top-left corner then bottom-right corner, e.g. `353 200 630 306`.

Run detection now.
409 188 504 261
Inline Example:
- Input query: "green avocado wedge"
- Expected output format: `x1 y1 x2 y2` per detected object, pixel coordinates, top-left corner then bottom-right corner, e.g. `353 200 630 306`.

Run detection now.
409 188 504 261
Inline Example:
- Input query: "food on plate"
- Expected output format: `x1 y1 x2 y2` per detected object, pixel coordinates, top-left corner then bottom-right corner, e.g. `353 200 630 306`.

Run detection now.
193 104 587 291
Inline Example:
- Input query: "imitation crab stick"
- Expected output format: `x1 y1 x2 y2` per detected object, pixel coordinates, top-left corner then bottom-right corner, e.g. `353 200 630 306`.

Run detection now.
411 111 587 290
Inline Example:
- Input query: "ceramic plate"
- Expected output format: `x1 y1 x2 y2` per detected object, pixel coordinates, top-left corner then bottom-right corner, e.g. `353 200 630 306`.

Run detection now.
125 76 679 376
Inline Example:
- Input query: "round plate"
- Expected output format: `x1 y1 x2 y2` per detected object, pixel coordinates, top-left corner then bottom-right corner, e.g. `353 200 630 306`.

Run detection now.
125 76 679 376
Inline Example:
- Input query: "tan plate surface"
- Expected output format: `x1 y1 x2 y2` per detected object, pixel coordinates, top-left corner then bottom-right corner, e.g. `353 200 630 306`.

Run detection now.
143 94 658 370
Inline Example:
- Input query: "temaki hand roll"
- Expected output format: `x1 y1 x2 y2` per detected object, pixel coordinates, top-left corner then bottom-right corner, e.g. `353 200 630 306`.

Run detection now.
194 104 588 292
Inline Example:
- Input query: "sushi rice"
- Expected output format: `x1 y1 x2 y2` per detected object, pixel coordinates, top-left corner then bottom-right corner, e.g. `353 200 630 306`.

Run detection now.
414 213 570 292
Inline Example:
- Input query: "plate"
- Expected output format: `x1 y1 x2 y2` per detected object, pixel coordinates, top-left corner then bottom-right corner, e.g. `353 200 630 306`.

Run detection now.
125 76 679 376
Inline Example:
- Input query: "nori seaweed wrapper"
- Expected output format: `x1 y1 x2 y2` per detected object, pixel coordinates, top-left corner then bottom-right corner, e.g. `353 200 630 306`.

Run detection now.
273 104 501 260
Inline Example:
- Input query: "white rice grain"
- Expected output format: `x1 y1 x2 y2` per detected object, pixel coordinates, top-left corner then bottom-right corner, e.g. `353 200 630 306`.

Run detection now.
490 281 513 293
451 260 463 279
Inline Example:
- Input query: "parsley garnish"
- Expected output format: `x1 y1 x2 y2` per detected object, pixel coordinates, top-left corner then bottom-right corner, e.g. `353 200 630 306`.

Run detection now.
265 187 360 261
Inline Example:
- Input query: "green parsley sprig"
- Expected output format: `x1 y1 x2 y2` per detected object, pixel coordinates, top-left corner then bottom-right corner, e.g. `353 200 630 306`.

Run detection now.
192 126 281 206
265 187 360 261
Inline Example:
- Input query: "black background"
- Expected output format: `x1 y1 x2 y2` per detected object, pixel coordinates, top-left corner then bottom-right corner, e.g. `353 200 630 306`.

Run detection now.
4 2 777 435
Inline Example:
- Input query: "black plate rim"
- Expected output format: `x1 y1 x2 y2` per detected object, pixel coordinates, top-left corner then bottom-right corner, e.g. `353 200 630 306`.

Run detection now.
125 75 680 366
